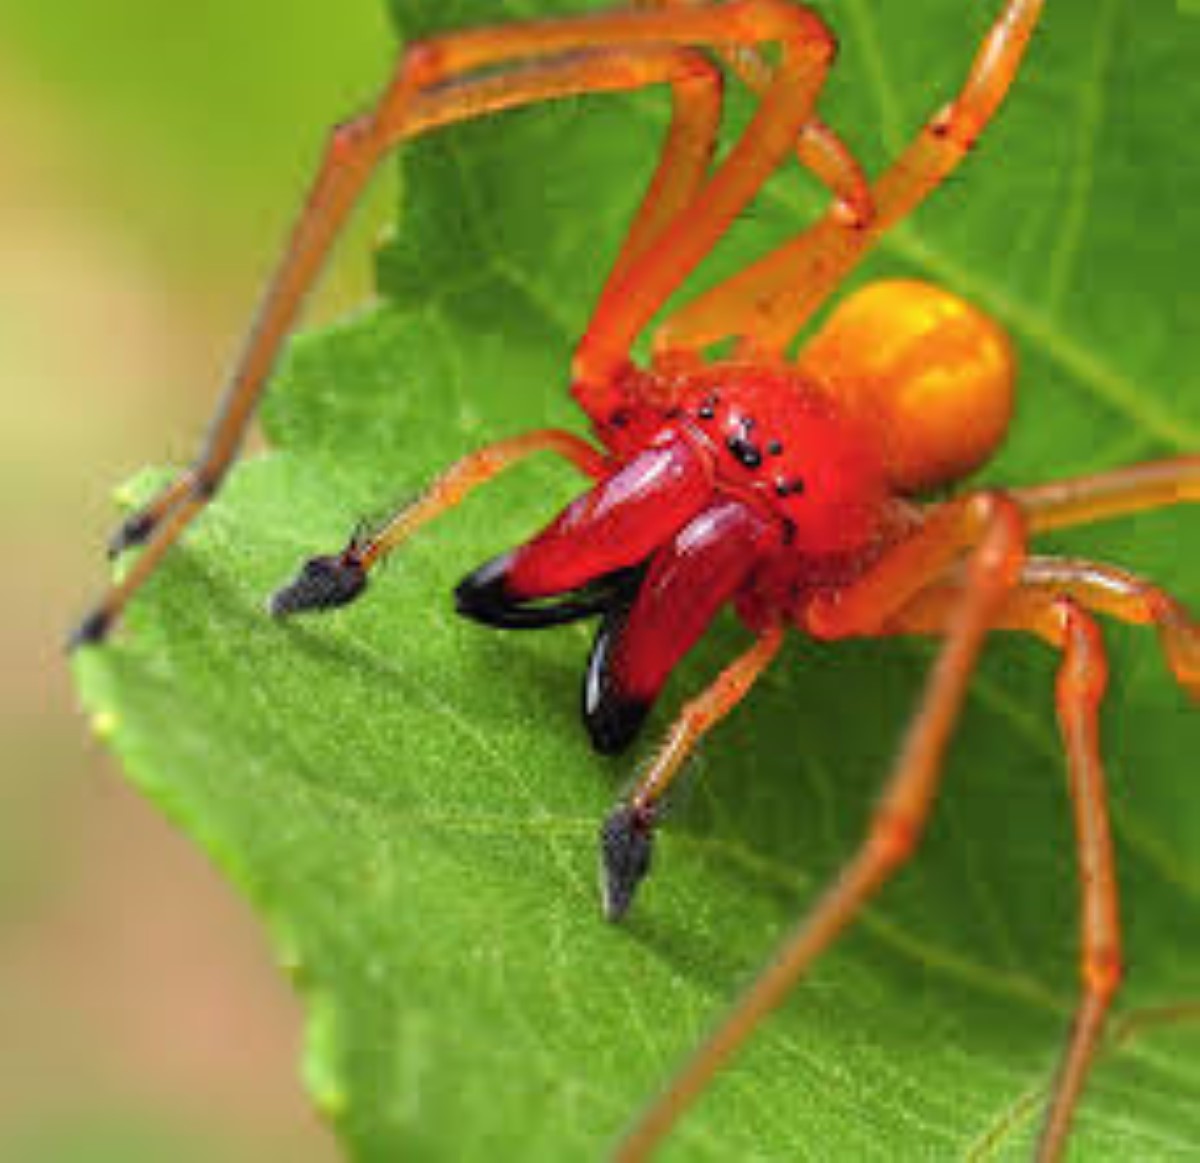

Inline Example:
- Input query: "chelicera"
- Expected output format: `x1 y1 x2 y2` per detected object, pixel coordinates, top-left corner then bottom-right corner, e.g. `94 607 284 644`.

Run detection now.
72 0 1199 1158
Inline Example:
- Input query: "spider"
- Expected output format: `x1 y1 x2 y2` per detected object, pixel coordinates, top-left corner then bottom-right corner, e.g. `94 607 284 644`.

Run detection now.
71 0 1199 1157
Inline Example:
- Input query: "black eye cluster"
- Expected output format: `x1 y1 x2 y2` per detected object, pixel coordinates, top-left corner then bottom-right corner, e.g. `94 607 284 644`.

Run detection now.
694 392 806 498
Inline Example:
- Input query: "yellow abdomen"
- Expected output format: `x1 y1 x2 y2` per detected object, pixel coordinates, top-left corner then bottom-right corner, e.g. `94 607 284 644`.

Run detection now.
798 279 1016 494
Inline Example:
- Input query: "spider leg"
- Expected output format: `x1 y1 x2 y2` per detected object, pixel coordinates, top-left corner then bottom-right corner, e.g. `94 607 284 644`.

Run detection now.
884 585 1125 1162
615 493 1025 1160
574 0 838 389
804 492 1026 639
1031 624 1122 1163
1021 559 1200 699
267 428 605 619
1011 455 1200 535
600 623 784 919
634 0 873 224
74 0 823 647
601 50 723 292
886 456 1200 687
785 120 874 227
897 555 1200 699
653 0 1043 357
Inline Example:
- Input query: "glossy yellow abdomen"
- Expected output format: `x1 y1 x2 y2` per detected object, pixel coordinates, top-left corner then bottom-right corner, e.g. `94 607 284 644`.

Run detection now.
798 279 1015 494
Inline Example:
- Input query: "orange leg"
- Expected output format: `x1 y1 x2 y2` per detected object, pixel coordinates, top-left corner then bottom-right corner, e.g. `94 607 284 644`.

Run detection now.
268 429 605 618
897 555 1200 699
709 48 874 226
72 1 832 648
885 586 1124 1162
1020 559 1200 698
804 491 1026 639
654 0 1043 356
601 53 723 293
1011 455 1200 535
634 0 873 224
574 0 837 386
615 494 1025 1160
600 624 784 919
787 120 875 227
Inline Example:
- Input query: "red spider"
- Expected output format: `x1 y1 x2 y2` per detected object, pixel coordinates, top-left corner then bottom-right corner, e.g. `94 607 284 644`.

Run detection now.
72 0 1199 1158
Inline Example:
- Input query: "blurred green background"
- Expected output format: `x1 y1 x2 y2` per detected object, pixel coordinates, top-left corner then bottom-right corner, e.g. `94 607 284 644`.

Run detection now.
0 1 394 1157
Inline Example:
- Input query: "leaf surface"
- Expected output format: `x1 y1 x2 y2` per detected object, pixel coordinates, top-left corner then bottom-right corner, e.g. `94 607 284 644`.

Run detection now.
75 0 1200 1157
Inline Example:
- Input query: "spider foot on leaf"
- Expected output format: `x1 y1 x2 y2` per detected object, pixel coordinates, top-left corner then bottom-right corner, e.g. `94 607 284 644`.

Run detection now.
269 549 368 618
600 802 657 922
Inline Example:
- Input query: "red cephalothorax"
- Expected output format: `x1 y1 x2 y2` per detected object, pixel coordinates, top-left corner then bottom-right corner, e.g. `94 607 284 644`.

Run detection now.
75 2 1198 1160
456 353 905 751
453 282 1008 756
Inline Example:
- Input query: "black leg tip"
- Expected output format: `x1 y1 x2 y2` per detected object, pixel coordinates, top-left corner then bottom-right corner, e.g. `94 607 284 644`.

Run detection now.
599 803 656 922
269 552 367 619
107 510 157 559
67 608 113 652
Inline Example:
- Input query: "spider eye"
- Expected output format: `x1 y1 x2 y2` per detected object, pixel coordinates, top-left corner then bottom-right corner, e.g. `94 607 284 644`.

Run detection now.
726 433 763 469
775 477 806 498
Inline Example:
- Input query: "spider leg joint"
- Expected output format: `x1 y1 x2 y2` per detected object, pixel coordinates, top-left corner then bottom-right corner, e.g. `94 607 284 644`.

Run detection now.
1083 946 1124 1000
869 806 921 869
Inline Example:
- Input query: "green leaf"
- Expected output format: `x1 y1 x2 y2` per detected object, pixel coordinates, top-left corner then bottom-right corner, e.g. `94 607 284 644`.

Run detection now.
74 0 1200 1158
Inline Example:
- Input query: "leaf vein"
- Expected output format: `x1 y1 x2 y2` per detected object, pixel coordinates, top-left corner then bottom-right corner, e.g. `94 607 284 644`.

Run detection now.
1043 0 1120 311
